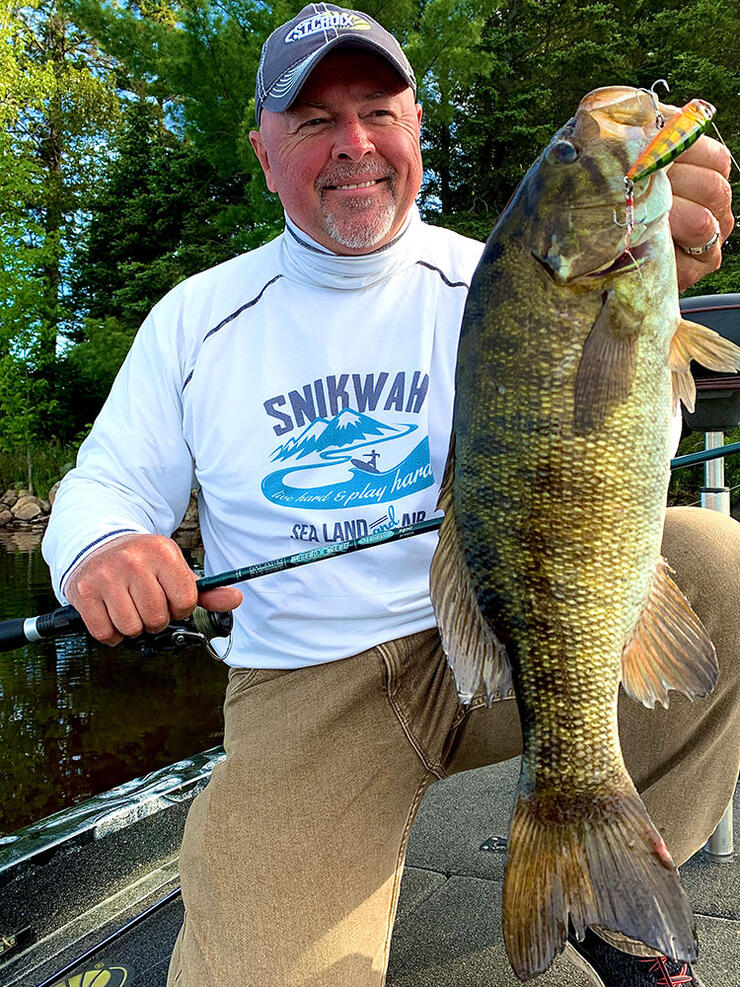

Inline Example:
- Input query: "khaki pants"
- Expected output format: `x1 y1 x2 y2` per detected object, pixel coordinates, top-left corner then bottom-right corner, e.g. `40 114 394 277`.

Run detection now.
167 507 740 986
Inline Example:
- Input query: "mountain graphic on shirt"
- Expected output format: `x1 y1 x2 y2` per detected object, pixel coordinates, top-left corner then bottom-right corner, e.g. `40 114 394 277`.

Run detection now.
271 408 400 462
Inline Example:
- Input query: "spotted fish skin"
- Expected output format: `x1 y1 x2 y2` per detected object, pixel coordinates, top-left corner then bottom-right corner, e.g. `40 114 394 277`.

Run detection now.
431 86 740 981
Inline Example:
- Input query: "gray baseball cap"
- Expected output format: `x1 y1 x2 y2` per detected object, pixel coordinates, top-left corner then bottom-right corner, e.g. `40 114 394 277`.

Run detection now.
254 4 416 125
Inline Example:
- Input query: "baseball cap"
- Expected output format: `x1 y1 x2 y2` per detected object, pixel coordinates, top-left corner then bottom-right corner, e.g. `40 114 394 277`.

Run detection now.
255 4 417 125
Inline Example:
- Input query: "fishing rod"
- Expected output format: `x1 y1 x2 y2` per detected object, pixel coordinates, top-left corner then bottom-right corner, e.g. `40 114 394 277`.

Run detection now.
0 516 442 654
0 441 735 654
196 514 442 590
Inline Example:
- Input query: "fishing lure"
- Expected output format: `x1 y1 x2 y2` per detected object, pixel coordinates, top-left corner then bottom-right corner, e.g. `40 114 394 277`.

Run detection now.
627 96 716 185
620 92 716 245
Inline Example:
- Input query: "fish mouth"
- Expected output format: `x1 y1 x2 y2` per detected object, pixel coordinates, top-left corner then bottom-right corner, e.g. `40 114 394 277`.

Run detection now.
531 239 652 283
585 238 652 277
532 211 663 284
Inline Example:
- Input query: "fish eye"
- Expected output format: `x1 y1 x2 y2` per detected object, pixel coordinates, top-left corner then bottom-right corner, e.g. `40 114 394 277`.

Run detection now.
547 140 580 164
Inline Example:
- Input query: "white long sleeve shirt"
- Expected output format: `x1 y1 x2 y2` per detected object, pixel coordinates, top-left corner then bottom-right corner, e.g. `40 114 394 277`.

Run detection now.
43 207 484 667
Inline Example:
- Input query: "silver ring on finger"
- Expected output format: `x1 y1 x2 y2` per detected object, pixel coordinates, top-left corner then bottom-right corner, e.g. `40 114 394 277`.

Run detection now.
682 223 721 256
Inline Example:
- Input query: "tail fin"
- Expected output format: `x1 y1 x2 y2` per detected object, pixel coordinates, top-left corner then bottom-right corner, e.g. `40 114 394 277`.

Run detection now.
503 779 696 981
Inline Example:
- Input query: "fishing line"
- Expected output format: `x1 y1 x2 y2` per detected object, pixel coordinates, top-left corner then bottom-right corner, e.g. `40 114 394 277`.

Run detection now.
710 122 740 176
624 247 646 286
685 483 739 508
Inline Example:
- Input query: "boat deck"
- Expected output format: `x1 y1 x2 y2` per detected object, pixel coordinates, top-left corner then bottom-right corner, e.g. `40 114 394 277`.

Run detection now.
6 756 737 987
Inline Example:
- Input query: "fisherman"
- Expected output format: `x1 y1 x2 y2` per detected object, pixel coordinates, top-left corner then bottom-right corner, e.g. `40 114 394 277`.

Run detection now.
42 6 739 986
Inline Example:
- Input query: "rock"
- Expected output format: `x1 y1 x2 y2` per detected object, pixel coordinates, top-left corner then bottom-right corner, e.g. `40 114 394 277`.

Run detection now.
48 481 61 506
10 530 43 552
40 499 50 513
17 488 30 499
173 491 202 549
0 509 12 526
2 489 17 508
12 496 43 521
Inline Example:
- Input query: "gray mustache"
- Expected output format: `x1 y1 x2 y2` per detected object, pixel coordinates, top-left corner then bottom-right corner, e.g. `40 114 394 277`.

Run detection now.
317 161 395 189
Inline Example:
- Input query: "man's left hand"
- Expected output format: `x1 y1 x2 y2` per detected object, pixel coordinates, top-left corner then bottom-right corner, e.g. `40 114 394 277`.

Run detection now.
667 134 734 293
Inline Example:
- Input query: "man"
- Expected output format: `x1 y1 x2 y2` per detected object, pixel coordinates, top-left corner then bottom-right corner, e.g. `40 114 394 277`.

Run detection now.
43 5 739 986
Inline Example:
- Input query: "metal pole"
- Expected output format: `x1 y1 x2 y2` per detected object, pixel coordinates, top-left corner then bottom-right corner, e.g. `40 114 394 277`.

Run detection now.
701 432 735 861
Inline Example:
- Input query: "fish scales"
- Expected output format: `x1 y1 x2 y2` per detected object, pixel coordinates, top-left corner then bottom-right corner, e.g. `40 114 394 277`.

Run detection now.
431 85 740 981
457 250 668 783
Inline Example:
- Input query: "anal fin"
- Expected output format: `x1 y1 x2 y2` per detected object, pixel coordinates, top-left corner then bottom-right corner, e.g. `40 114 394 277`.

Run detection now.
621 556 718 709
430 435 512 705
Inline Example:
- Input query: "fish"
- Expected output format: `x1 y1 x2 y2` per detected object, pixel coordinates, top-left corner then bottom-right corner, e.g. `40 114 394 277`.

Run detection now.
430 85 740 981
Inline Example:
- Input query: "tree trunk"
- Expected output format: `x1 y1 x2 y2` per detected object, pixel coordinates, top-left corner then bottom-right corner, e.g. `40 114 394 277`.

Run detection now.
439 121 451 216
26 444 34 496
38 8 66 363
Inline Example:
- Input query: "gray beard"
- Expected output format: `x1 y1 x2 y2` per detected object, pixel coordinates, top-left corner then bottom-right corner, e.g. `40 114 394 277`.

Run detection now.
316 162 397 250
321 198 397 249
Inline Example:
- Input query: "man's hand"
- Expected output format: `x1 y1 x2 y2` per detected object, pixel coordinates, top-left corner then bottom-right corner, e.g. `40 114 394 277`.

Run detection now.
66 533 242 645
667 134 734 293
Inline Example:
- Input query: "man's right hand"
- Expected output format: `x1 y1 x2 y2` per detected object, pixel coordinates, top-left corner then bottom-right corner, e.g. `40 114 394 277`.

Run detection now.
65 533 243 645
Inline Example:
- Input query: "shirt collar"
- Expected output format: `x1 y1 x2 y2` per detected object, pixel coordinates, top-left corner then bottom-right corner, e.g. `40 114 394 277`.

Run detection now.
281 207 421 290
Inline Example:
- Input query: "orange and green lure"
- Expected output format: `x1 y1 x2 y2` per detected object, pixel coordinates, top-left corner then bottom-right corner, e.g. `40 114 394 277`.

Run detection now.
622 96 716 243
627 97 716 185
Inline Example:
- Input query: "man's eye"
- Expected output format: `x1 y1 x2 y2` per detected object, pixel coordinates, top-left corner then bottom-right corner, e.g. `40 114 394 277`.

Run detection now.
302 117 329 128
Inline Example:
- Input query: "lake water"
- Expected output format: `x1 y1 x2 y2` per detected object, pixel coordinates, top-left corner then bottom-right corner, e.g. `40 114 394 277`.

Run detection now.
0 531 228 836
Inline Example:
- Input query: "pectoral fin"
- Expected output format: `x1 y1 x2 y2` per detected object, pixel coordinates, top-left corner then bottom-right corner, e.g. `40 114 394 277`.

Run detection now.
669 317 740 412
430 435 512 705
573 291 639 434
621 556 717 709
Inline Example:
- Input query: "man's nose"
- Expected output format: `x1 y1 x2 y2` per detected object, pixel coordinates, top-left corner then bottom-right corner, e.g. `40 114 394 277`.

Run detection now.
332 119 375 161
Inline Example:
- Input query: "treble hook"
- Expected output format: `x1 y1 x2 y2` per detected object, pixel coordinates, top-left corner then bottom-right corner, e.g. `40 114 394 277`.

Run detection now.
612 208 648 230
637 79 669 129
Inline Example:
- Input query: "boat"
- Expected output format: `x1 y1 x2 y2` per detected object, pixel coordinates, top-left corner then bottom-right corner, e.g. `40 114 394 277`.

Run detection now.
0 749 223 987
1 747 737 987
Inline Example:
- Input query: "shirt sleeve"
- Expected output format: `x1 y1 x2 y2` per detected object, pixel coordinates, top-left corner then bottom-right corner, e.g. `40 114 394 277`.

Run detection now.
42 300 195 602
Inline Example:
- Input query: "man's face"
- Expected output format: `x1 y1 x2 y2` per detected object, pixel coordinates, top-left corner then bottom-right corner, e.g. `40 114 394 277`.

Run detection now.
249 50 423 254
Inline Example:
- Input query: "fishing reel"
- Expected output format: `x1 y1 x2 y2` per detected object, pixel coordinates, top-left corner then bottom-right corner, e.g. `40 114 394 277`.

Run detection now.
132 606 233 659
0 603 233 659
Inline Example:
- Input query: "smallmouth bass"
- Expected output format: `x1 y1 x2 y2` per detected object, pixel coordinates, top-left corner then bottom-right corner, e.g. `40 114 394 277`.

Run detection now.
430 86 740 980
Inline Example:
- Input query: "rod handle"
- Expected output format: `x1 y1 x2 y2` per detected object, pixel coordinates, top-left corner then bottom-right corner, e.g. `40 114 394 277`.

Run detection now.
0 618 29 651
0 605 84 652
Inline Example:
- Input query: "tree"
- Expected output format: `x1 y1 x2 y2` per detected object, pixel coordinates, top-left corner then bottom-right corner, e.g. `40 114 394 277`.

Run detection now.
0 0 119 473
416 0 740 257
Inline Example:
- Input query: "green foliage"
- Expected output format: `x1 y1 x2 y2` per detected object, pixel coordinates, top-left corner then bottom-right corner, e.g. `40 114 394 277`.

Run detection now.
0 438 76 498
417 0 740 236
0 0 120 468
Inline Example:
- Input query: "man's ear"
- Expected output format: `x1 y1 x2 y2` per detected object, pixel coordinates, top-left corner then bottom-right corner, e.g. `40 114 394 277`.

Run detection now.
249 130 277 193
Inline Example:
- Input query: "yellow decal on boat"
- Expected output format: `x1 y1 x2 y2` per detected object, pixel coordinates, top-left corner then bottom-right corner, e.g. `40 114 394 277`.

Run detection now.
52 965 128 987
